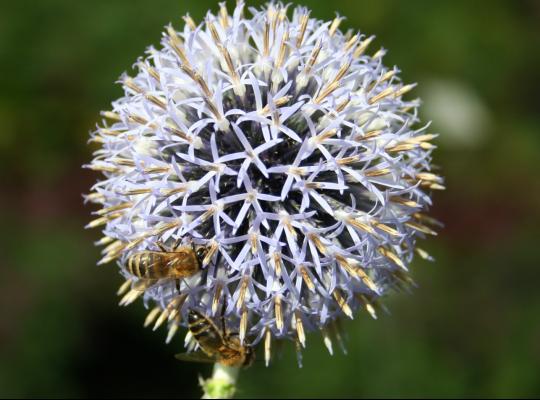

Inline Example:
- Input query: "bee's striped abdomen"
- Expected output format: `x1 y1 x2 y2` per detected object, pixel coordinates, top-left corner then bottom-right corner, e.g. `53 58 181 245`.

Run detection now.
127 252 159 278
188 311 224 356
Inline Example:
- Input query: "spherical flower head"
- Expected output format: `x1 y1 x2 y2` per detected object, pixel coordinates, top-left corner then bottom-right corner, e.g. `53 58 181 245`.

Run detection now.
86 1 443 364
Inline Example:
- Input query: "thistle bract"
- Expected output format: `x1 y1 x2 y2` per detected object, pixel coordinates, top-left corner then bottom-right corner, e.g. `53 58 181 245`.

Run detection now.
86 1 443 364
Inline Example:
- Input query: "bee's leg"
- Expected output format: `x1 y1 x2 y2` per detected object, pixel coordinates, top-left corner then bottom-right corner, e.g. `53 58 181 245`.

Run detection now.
220 297 228 338
175 278 192 293
157 241 167 252
172 237 183 251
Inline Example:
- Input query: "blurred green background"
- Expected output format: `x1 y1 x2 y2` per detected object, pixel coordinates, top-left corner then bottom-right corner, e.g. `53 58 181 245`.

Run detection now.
1 0 539 398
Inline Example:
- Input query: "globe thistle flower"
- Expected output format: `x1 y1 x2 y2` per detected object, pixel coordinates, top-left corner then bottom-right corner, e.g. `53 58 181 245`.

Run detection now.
85 1 443 367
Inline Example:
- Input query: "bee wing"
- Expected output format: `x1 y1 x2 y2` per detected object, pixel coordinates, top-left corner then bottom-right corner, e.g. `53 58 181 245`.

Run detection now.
175 351 216 364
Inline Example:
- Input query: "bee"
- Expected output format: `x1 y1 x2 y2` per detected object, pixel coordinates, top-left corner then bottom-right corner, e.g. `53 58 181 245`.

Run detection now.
126 241 208 286
175 310 255 368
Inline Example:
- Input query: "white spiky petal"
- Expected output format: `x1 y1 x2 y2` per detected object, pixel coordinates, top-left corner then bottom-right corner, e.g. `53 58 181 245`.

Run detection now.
86 1 442 361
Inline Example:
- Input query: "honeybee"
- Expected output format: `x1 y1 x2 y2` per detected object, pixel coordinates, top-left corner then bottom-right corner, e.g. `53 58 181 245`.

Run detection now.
175 310 255 368
126 241 207 286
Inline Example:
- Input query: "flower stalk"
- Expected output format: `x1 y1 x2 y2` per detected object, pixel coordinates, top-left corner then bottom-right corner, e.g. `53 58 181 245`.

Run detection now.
200 364 240 399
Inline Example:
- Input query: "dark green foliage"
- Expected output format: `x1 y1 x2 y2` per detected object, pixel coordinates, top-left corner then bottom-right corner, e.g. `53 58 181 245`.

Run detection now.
0 0 539 397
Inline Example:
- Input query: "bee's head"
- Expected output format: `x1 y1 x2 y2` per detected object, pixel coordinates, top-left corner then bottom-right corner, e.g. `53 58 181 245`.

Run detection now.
195 246 207 261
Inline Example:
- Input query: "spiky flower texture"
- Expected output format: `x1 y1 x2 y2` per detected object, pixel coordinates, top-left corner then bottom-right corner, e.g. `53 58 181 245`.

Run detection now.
86 1 443 366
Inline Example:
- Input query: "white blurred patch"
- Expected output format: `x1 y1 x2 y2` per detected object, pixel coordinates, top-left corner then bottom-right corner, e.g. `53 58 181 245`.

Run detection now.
422 79 491 149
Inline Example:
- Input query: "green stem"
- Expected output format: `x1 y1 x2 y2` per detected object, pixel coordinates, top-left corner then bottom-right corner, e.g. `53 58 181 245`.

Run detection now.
200 364 240 399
